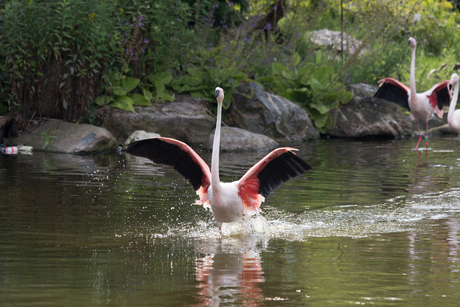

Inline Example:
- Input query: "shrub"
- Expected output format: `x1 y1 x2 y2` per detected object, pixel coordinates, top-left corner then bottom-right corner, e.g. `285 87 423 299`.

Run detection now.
0 0 116 136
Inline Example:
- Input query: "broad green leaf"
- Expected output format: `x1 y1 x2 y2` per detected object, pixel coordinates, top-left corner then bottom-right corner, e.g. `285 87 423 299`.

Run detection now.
190 90 208 99
338 90 353 103
153 79 166 98
112 86 127 96
293 52 301 66
119 77 140 94
310 102 333 115
311 65 333 84
316 50 322 65
162 93 175 102
94 95 114 106
298 63 315 81
281 70 295 82
308 109 331 130
128 93 151 106
222 93 232 110
308 78 324 91
272 62 290 76
157 72 172 84
186 67 206 79
112 95 135 112
142 87 153 101
181 76 203 86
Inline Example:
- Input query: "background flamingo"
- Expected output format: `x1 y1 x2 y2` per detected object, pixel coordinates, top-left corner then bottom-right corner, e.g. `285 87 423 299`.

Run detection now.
448 73 460 136
125 87 312 234
373 37 450 150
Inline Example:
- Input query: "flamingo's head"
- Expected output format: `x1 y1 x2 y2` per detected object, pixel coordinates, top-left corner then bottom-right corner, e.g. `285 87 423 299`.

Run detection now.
215 87 224 104
408 37 416 48
449 73 459 86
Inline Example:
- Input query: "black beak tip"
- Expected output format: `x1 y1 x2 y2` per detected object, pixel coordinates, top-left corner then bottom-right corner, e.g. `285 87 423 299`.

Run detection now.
215 89 219 98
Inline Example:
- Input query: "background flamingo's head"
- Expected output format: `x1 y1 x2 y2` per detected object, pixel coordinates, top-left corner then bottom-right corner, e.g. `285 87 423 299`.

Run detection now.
449 73 459 86
215 87 224 103
408 37 416 48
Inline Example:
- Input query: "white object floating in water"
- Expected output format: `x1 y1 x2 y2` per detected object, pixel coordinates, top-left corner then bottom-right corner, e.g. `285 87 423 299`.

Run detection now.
18 145 33 153
1 145 33 154
1 146 18 154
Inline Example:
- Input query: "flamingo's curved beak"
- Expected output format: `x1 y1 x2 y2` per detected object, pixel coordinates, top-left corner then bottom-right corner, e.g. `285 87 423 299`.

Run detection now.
215 89 219 98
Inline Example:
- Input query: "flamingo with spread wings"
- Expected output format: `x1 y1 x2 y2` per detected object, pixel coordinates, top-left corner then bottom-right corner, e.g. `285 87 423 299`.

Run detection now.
125 87 312 233
373 37 450 150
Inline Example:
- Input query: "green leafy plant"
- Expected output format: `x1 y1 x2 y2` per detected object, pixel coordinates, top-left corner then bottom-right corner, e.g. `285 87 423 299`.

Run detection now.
146 72 174 102
94 70 175 111
0 0 120 136
170 47 251 109
94 73 149 112
41 129 57 150
262 51 353 132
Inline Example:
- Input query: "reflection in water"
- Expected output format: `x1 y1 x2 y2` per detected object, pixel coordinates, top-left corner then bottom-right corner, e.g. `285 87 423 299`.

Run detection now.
193 237 265 306
446 218 460 269
407 216 460 289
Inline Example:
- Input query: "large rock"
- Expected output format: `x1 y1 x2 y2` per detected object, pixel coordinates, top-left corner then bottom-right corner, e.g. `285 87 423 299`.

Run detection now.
228 82 319 141
326 83 412 137
310 29 368 55
4 119 117 153
102 100 215 144
205 126 279 151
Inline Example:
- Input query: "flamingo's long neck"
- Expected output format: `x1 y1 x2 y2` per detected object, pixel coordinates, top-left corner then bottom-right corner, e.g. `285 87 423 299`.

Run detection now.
211 99 222 190
448 80 459 124
409 45 417 106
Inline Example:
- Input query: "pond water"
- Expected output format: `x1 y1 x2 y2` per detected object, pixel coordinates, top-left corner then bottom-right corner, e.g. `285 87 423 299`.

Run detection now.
1 135 460 306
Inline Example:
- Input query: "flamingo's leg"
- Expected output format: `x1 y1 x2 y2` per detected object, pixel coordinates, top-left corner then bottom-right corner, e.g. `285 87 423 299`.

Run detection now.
415 121 422 150
425 121 429 149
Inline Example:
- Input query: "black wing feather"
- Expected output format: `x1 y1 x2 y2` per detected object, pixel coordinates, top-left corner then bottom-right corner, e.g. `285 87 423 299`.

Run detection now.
373 83 410 110
257 152 312 198
436 85 451 110
125 139 205 191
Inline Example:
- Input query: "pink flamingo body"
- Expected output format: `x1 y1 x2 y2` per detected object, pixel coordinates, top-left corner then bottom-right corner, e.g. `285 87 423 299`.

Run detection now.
374 37 450 150
125 87 311 233
448 73 460 136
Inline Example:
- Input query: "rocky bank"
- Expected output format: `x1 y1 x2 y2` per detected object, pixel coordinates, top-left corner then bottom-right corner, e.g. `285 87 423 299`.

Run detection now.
1 82 453 154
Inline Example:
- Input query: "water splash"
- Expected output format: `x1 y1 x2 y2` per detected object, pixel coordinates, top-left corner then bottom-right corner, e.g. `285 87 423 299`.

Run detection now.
124 188 460 243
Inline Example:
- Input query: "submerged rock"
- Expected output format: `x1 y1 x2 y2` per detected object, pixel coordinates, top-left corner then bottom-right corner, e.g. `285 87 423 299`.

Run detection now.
206 126 279 151
228 82 319 141
4 119 117 153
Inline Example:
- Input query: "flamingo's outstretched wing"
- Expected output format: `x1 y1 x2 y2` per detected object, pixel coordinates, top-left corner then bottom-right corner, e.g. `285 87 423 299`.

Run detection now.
374 78 410 109
125 137 211 205
237 148 312 212
426 80 450 113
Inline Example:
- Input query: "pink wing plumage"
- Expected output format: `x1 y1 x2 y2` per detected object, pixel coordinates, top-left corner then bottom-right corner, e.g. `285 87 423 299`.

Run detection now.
237 148 312 212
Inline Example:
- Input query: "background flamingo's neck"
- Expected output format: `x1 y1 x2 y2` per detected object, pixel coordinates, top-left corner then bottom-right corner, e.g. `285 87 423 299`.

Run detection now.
409 46 417 104
211 100 222 188
448 81 459 123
